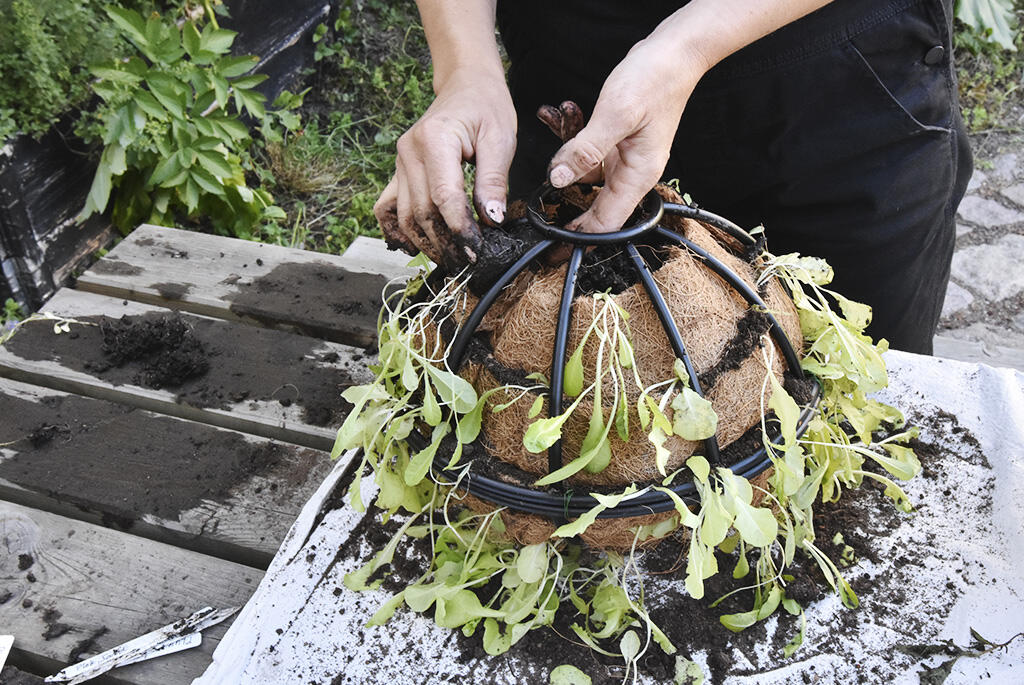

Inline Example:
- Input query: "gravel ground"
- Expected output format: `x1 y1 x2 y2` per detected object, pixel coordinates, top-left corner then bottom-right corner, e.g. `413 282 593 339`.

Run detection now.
936 130 1024 371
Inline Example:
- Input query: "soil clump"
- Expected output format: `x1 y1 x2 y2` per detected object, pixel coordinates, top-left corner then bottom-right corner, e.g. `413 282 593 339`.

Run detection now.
6 310 361 427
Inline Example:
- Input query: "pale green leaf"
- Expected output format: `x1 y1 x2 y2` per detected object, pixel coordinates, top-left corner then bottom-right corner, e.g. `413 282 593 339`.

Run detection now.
550 664 592 685
671 387 718 441
516 543 548 584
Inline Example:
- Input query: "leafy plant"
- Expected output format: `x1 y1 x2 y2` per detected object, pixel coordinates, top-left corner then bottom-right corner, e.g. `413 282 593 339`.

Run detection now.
77 6 300 238
956 0 1018 51
331 245 921 668
0 0 161 143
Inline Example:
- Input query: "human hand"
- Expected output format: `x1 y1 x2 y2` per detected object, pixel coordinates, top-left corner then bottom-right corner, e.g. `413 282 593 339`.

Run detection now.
545 36 712 233
373 69 516 270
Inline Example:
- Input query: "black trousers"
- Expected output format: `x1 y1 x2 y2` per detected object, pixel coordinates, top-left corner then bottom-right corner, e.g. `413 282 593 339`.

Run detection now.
496 0 972 354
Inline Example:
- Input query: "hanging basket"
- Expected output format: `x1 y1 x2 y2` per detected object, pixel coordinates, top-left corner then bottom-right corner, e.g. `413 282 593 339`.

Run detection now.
407 183 820 546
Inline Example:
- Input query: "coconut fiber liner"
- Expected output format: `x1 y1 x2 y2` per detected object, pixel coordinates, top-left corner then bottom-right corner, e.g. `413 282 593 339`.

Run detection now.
429 185 803 548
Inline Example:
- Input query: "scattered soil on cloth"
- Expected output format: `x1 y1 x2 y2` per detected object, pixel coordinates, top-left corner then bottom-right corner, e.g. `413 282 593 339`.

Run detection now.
326 404 984 685
40 607 72 641
6 311 361 427
0 392 287 520
227 261 392 344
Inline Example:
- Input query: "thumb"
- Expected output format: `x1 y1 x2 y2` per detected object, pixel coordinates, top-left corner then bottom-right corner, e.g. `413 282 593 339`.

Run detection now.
547 112 625 188
473 126 516 226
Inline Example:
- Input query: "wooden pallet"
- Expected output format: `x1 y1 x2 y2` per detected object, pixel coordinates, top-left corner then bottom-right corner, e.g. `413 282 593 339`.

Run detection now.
0 227 410 683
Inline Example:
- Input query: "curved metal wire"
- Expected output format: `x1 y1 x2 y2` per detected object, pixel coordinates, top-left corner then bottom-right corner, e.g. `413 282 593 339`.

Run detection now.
422 186 815 519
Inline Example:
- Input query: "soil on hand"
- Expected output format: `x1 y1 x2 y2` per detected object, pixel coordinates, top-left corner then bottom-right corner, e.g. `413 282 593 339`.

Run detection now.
6 310 363 427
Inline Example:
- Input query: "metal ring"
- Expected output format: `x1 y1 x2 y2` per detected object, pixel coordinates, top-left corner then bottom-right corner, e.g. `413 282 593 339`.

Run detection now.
526 183 665 244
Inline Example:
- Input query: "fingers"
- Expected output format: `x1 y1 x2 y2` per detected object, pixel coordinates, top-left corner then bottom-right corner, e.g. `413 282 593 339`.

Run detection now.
547 108 628 189
570 158 662 234
536 101 584 143
418 129 483 264
472 124 516 227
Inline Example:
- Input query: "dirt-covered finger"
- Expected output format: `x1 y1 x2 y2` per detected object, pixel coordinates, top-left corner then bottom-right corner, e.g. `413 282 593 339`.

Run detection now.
558 101 584 141
375 177 417 254
396 167 442 262
536 104 563 141
570 165 657 234
472 125 515 228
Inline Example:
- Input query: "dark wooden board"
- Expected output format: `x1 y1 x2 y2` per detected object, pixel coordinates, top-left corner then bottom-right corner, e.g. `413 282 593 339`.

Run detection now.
0 500 261 685
75 226 416 347
0 377 334 567
0 289 372 451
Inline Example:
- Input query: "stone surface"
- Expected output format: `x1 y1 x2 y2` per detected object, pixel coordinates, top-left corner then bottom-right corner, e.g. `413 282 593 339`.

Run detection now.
950 234 1024 301
940 280 974 317
1000 182 1024 208
956 195 1024 227
990 151 1020 182
966 169 986 193
956 223 973 237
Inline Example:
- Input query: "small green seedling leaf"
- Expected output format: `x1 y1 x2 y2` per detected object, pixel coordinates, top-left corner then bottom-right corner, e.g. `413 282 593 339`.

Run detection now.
674 657 705 685
671 388 718 441
550 664 592 685
516 543 548 584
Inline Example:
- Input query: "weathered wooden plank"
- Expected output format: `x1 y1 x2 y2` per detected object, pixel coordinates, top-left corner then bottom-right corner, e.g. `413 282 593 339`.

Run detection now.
0 500 263 685
0 289 372 452
75 225 416 347
0 665 47 685
0 378 334 567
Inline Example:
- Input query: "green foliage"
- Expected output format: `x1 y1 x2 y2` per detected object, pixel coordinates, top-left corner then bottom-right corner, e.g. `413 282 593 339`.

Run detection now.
77 7 301 238
258 0 433 252
0 0 158 143
333 245 923 664
956 0 1018 51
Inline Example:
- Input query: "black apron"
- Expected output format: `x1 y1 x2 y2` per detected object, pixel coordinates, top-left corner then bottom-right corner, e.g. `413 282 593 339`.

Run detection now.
496 0 972 354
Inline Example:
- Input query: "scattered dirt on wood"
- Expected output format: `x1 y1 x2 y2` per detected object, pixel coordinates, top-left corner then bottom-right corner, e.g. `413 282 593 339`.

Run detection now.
228 261 392 344
40 607 72 641
6 310 361 427
97 313 209 389
68 626 110 663
88 258 143 277
0 392 287 520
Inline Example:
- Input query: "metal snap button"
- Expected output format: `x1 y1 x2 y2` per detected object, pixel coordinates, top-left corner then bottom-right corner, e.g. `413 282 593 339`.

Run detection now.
924 45 945 65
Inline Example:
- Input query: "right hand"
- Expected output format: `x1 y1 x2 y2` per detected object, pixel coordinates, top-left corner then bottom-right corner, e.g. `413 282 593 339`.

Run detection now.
373 69 517 270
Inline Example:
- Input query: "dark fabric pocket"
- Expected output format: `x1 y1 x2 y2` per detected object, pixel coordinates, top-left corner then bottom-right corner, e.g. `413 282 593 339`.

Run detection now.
847 0 953 135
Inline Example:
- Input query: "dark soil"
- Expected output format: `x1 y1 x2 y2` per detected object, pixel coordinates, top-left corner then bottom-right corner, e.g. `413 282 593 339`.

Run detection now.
0 392 288 520
697 308 774 390
40 607 72 641
227 260 392 345
98 313 209 389
68 626 110 663
6 311 360 428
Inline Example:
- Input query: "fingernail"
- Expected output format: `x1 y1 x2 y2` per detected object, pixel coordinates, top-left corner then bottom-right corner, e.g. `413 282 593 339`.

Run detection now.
550 164 574 188
485 200 505 224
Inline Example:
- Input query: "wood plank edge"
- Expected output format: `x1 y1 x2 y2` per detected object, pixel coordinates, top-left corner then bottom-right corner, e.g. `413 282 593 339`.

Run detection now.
0 363 337 452
0 482 274 571
73 281 377 348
